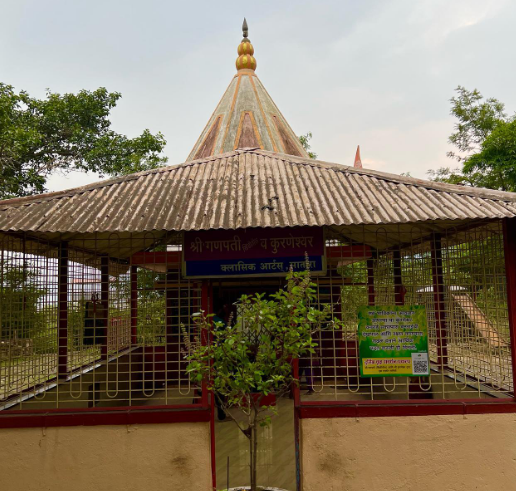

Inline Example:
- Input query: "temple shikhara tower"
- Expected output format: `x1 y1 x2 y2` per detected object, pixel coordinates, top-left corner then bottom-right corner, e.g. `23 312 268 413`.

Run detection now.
1 19 516 491
188 19 308 161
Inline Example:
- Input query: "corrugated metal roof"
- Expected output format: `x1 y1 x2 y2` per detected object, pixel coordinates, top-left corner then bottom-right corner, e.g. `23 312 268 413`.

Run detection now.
1 148 515 234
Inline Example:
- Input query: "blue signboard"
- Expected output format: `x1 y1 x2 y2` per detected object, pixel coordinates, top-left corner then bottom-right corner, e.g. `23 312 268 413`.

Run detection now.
183 227 326 278
184 255 324 278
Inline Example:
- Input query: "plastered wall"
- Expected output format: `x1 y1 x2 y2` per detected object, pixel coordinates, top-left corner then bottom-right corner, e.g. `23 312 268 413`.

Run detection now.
301 413 516 491
0 422 211 491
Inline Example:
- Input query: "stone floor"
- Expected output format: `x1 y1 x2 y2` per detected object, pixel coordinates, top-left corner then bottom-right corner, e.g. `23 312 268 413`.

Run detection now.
215 396 296 491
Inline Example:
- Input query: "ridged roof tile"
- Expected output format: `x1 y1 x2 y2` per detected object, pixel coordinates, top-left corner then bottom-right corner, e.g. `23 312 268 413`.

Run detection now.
1 149 515 234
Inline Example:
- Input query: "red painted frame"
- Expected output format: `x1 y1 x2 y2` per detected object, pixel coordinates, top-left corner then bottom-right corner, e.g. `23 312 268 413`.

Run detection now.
3 224 516 427
0 256 213 429
130 265 138 346
393 248 404 305
202 280 217 491
326 244 372 260
0 406 211 429
366 258 375 306
503 217 516 397
57 242 68 379
100 255 109 360
131 250 181 265
297 399 516 419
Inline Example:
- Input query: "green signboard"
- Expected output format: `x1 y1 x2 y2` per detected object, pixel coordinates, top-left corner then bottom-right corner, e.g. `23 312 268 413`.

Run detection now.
357 305 430 377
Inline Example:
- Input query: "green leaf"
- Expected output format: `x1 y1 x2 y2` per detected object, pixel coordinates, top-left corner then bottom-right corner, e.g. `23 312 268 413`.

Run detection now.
0 83 167 199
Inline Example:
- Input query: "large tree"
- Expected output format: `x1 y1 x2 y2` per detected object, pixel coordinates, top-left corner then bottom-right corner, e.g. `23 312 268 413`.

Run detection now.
0 84 167 199
299 131 317 159
462 119 516 191
428 86 516 191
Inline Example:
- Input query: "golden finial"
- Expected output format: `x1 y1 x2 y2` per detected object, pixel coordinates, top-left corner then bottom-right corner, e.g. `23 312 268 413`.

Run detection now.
236 18 257 72
242 18 249 39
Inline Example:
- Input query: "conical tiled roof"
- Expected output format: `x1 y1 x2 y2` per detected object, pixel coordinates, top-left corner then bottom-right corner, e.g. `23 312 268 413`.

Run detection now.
186 20 308 161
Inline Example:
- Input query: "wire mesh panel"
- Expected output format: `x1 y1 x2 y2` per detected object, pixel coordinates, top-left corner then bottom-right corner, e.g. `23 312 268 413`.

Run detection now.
299 221 513 403
441 224 511 393
0 220 513 412
0 232 203 411
0 235 59 403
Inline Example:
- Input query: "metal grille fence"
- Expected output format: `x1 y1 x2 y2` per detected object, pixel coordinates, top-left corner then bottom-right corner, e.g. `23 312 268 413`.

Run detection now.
0 233 203 410
0 220 513 412
300 221 512 402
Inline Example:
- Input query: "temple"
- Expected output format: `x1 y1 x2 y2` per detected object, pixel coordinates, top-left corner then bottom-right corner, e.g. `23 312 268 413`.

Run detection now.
354 145 362 168
1 19 516 491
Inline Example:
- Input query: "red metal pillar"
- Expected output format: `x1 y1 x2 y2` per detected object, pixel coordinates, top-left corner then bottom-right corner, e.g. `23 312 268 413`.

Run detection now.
503 218 516 390
393 249 404 305
201 280 216 491
58 242 69 379
293 357 301 491
165 269 178 384
200 280 210 408
130 265 138 346
431 233 448 367
367 258 375 306
100 256 109 359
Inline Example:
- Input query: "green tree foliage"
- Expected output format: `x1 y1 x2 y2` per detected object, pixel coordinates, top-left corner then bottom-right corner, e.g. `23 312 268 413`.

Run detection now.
299 131 317 159
0 84 167 199
186 267 341 491
339 262 368 334
109 266 168 345
0 261 46 340
447 86 506 161
441 236 505 292
135 269 166 345
463 120 516 191
428 86 516 191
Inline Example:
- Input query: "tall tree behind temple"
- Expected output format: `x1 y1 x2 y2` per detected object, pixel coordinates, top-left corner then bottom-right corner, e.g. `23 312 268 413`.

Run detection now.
428 86 516 191
299 132 317 159
0 84 167 199
0 260 46 340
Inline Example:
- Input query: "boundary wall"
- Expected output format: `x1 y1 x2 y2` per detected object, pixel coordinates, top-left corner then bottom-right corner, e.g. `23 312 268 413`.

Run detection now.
300 413 516 491
0 421 212 491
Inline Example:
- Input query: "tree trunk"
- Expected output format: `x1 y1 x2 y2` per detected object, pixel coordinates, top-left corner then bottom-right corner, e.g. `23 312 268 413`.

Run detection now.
249 423 258 491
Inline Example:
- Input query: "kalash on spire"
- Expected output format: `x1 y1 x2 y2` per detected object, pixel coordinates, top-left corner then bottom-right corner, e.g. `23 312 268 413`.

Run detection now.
235 18 257 71
187 19 309 161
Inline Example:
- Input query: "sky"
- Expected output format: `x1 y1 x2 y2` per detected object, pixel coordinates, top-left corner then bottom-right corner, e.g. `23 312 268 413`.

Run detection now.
2 0 516 192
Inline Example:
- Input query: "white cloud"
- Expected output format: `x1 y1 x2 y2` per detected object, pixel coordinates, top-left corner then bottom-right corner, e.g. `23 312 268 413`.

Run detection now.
46 171 103 193
3 0 516 193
